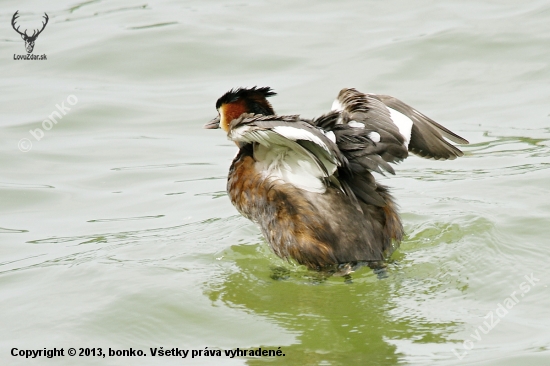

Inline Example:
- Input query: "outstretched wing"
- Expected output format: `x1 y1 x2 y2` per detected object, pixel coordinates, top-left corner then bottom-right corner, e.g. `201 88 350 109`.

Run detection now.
312 107 407 208
227 114 346 193
373 94 468 160
332 88 469 160
310 87 468 208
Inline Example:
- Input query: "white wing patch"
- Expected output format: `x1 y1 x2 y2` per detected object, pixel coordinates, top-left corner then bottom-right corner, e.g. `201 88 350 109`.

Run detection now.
348 120 365 129
229 126 272 146
321 130 336 143
331 99 343 112
254 143 326 193
229 125 255 142
230 125 339 193
272 126 330 153
368 131 381 143
228 117 347 193
388 107 413 147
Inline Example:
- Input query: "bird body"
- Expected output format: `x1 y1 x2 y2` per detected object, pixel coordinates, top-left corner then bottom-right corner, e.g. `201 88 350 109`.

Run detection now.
205 87 468 272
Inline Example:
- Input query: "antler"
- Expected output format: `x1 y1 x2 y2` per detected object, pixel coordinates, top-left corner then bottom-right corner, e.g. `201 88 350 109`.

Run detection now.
32 13 49 39
11 11 49 40
11 10 26 37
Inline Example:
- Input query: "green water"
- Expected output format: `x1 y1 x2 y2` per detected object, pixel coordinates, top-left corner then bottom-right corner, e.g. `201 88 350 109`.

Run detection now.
2 0 550 365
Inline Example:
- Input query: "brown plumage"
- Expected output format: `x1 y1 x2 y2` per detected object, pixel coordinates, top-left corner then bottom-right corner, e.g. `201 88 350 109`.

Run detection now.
205 87 468 273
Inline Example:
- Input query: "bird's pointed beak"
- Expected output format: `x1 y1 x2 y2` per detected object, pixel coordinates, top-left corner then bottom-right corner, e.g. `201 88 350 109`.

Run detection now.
204 116 220 129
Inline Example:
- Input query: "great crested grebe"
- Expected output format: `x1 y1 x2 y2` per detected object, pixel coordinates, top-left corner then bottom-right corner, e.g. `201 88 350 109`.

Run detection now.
205 87 468 273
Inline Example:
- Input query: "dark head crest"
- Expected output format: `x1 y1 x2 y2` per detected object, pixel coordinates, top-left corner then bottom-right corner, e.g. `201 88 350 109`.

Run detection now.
215 86 277 115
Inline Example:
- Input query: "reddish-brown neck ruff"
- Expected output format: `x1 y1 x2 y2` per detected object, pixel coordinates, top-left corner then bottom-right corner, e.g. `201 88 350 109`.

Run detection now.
219 99 248 132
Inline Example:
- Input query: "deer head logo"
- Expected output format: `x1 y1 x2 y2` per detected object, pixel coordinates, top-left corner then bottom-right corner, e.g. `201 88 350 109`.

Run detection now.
12 11 49 54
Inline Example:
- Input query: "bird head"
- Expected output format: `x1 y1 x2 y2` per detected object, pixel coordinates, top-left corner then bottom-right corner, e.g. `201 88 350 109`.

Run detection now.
204 86 277 131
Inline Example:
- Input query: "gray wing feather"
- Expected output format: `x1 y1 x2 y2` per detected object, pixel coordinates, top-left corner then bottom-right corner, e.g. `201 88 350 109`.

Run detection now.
372 94 469 160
